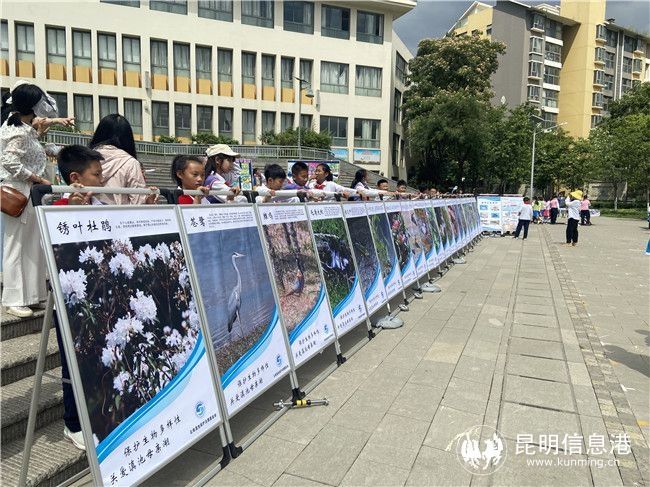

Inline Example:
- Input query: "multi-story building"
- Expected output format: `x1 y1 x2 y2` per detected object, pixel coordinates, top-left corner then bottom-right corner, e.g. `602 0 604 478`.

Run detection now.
449 0 649 138
0 0 414 179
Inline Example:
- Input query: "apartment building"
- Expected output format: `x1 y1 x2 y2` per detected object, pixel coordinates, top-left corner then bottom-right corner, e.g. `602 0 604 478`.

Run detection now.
450 0 649 138
0 0 415 179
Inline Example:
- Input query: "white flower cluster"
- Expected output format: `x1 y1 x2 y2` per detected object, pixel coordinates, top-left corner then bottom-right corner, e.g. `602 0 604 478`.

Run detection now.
59 269 87 305
129 290 157 324
79 246 103 265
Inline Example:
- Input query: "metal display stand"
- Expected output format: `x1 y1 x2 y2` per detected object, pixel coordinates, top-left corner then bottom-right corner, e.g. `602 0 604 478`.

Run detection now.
21 186 230 487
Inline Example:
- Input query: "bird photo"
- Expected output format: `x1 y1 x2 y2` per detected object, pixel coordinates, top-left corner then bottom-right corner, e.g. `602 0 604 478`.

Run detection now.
188 226 276 375
262 221 321 335
311 217 356 312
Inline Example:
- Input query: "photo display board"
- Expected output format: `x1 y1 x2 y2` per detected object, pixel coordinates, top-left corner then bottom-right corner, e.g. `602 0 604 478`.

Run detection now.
477 195 502 232
257 204 336 367
500 196 524 234
37 206 222 486
365 202 404 300
178 205 291 417
342 203 388 315
385 201 418 286
307 203 367 337
424 200 444 270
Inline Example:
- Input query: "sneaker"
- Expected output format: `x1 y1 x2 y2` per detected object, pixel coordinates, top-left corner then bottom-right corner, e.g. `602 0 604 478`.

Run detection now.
6 306 34 318
64 426 86 451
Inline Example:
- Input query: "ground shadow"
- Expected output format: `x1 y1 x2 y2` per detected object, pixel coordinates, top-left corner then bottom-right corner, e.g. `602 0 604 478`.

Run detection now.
603 344 650 378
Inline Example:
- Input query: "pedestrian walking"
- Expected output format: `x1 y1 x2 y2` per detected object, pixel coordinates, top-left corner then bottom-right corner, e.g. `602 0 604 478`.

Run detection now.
550 194 559 224
532 197 542 224
513 197 533 240
580 194 592 225
565 190 582 246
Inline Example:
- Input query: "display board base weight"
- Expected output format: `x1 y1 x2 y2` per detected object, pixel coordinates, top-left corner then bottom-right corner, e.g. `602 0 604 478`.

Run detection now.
420 283 442 293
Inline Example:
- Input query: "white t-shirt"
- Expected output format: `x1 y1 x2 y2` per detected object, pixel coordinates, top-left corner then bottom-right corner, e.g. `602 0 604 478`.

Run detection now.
519 204 533 221
255 184 300 203
566 198 581 220
307 180 347 201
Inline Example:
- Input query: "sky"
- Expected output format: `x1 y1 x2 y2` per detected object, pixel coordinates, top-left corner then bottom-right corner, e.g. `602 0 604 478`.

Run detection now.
393 0 650 55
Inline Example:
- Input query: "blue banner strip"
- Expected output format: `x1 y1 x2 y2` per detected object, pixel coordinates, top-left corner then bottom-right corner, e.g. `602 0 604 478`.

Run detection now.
289 285 325 344
333 276 359 318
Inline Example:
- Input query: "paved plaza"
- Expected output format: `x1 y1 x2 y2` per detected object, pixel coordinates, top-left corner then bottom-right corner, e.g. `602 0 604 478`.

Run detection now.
67 217 647 486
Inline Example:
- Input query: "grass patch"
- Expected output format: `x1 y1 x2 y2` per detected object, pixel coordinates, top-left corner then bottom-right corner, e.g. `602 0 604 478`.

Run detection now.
599 208 648 220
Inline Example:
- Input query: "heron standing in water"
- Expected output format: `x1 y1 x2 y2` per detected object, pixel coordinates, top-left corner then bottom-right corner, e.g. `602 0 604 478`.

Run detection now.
227 251 246 338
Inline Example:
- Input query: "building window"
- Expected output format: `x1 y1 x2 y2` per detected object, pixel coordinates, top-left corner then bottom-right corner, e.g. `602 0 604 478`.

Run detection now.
542 111 557 128
218 107 233 137
531 13 544 31
486 25 492 36
242 109 256 143
529 36 543 54
98 33 117 70
152 101 169 137
198 0 233 21
395 53 407 85
218 48 232 83
174 103 191 138
72 30 91 67
16 24 35 62
356 65 382 97
46 27 66 65
281 113 294 131
150 40 168 75
603 95 612 112
73 95 93 132
357 11 383 44
542 89 558 108
242 52 256 85
262 111 276 133
354 118 380 148
100 0 140 6
321 4 350 39
300 114 312 129
196 46 212 80
528 61 542 78
124 99 142 134
604 51 615 70
150 0 187 15
197 105 213 133
241 1 274 28
281 57 294 88
262 54 275 87
544 43 561 63
544 65 560 85
123 36 141 73
320 115 347 146
605 29 617 48
321 61 348 93
592 92 604 108
1 21 8 61
623 35 636 53
393 89 401 123
590 115 602 128
622 57 632 74
621 78 633 93
50 92 68 117
392 133 399 166
99 96 118 119
173 43 190 78
527 84 541 102
593 69 605 86
594 47 606 63
633 58 642 73
544 19 561 39
284 1 314 34
300 59 313 84
604 74 614 91
596 24 607 41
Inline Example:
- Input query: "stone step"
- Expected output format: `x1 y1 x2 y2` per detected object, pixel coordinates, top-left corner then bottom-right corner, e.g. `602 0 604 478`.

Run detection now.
1 309 47 342
1 366 64 444
0 420 87 487
0 329 60 386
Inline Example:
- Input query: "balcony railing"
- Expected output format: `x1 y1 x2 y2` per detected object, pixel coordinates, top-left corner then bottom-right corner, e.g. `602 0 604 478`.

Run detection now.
44 131 335 160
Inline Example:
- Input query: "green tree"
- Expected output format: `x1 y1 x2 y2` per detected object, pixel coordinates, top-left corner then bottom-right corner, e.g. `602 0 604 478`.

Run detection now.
403 34 505 189
191 132 239 145
261 128 331 149
606 82 650 119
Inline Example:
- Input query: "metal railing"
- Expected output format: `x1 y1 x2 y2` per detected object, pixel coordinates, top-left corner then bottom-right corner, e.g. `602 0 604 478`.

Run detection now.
44 131 335 160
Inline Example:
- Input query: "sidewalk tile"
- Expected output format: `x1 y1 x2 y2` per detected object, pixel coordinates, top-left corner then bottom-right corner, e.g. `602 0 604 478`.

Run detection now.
504 375 575 412
506 354 569 383
341 458 409 487
389 383 445 422
405 446 472 486
423 406 483 452
441 377 491 415
508 337 565 360
500 403 580 441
